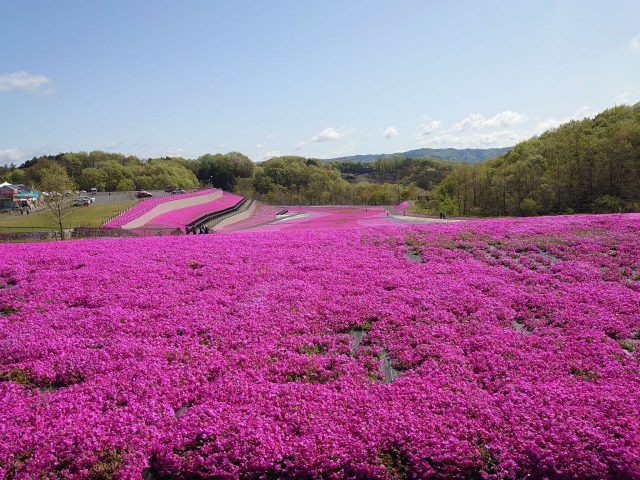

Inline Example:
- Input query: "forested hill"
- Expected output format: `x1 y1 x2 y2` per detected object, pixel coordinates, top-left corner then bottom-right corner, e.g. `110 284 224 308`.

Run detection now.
330 146 513 163
431 103 640 216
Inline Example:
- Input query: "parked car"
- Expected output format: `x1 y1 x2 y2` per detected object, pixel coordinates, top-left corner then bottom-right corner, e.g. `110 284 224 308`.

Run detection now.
164 187 176 193
170 189 186 195
136 191 153 198
73 198 91 207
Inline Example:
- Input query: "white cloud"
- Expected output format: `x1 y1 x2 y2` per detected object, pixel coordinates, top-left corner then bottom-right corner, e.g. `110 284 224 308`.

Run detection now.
534 118 563 133
0 71 52 94
630 34 640 51
451 111 527 131
410 108 579 148
417 130 522 148
382 126 398 139
410 104 622 149
411 110 531 147
615 92 631 104
0 148 25 165
534 105 601 135
574 105 593 118
166 148 186 157
256 143 263 149
450 113 483 132
295 126 350 150
265 134 276 140
415 120 442 137
310 127 346 142
263 150 280 160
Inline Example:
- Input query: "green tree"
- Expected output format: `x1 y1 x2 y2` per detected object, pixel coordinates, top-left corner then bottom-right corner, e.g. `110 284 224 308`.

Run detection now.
519 198 540 216
38 163 77 239
592 195 623 213
197 152 254 190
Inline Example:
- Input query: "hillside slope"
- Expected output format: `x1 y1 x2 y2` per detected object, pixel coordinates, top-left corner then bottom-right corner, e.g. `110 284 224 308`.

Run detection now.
432 103 640 216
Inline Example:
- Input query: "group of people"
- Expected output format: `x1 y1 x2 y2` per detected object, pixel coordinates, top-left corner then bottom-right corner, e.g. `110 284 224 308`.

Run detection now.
185 224 210 235
439 212 447 219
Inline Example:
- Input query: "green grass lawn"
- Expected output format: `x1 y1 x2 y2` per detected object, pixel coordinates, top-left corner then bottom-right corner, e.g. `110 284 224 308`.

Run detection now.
0 201 136 231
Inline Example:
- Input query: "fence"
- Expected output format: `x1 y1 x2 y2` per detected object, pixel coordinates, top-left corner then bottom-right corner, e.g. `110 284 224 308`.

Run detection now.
73 226 180 239
0 225 58 233
0 228 62 242
0 225 182 242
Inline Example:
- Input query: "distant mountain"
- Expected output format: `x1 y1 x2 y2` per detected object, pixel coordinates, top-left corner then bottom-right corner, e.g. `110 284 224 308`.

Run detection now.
329 146 513 163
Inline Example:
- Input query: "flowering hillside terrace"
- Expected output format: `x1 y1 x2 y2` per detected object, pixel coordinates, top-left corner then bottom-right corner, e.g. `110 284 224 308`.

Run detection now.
145 192 244 231
0 214 639 478
102 189 215 229
223 205 456 233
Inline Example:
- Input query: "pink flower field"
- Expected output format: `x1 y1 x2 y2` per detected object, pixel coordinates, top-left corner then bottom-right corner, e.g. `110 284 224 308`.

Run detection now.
228 206 422 233
1 214 639 479
146 192 244 230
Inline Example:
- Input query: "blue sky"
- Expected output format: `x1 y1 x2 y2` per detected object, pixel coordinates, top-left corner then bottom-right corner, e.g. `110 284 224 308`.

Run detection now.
1 0 639 164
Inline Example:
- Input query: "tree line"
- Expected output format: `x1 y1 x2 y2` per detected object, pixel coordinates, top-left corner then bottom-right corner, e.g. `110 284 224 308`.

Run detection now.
0 151 254 193
1 102 638 216
248 156 425 205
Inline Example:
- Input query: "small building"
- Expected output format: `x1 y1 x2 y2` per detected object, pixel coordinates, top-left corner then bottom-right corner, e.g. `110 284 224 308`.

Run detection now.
0 185 18 210
0 183 40 210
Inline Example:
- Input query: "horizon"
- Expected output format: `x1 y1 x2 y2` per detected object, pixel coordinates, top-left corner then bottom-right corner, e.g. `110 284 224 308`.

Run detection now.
1 0 639 164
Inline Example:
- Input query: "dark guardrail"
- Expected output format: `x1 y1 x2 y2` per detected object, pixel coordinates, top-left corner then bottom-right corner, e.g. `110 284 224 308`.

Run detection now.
186 197 253 231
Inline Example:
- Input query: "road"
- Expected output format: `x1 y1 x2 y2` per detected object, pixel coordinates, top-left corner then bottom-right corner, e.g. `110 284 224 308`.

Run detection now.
92 189 201 205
